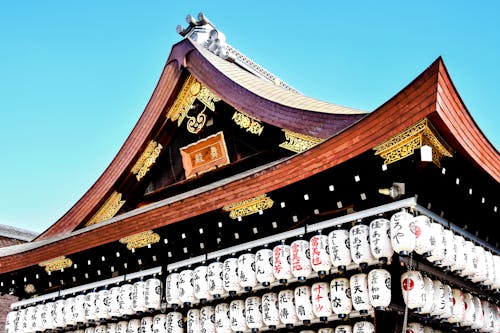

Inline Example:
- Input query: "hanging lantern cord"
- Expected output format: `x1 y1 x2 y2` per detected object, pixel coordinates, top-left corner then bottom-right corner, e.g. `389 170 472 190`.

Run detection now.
402 251 413 333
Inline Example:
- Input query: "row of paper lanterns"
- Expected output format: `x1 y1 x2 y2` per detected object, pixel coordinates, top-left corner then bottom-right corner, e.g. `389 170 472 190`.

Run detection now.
6 268 390 333
401 270 500 332
5 278 163 333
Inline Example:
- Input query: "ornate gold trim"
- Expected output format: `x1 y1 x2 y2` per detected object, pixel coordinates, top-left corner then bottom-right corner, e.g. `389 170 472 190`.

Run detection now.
279 129 324 153
85 191 126 227
373 118 453 167
223 194 274 219
232 111 264 135
167 74 220 128
39 256 73 273
119 230 161 250
131 140 163 181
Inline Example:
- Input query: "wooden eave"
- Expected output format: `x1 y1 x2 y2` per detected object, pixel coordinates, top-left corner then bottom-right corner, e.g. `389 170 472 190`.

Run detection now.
2 55 497 274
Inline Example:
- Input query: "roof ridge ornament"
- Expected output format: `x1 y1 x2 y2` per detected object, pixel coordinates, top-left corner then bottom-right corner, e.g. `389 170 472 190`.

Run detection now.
177 12 299 93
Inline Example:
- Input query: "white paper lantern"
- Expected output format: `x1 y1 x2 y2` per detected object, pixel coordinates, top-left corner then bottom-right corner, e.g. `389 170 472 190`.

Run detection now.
25 305 35 332
413 215 435 257
73 294 87 324
238 253 257 291
291 239 312 282
310 234 332 275
166 312 184 333
367 268 391 309
400 271 425 311
5 311 16 333
450 235 467 273
440 283 453 320
350 273 372 314
208 261 225 298
187 309 201 333
353 321 374 333
200 306 216 333
448 288 465 323
145 278 162 311
255 248 275 287
462 292 475 327
419 276 434 315
311 282 333 321
128 318 141 333
426 223 445 265
335 325 352 333
318 329 335 333
166 272 182 307
116 321 128 333
54 299 66 328
104 286 119 320
430 280 445 317
273 243 292 284
95 324 107 333
245 296 263 331
223 258 241 296
484 250 495 287
349 224 374 268
330 278 352 318
471 296 484 330
107 323 118 333
215 303 231 333
96 289 110 321
328 229 352 272
229 300 247 333
179 269 196 306
153 314 167 333
294 285 314 324
32 305 42 332
44 301 56 330
492 304 500 333
492 255 500 289
406 322 424 333
369 218 393 263
278 289 299 327
133 280 147 313
140 317 153 333
36 304 47 332
15 308 25 333
439 229 456 268
261 292 280 329
390 210 416 255
482 300 495 333
118 283 134 316
460 241 476 278
84 327 96 333
193 265 211 302
471 245 488 283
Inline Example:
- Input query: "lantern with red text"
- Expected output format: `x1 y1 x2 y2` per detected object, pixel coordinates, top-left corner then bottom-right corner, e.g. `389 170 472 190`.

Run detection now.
310 233 332 276
291 239 312 282
311 282 333 321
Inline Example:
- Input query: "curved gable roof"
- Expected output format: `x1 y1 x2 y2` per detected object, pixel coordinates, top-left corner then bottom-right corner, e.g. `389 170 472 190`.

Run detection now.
34 38 366 241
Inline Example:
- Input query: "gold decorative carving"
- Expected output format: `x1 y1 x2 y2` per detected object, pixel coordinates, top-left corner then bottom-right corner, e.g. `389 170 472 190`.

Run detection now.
85 191 126 227
373 118 453 167
167 74 220 129
131 140 163 181
39 256 73 273
232 111 264 135
223 194 274 219
279 129 324 153
119 230 161 250
186 107 207 134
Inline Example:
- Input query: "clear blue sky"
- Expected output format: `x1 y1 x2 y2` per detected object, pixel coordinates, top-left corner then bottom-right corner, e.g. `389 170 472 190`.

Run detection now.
1 1 498 233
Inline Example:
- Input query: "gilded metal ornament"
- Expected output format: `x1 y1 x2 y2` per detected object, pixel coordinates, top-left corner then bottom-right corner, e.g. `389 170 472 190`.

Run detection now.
167 74 220 131
279 129 324 153
373 118 453 167
232 111 264 135
39 256 73 273
223 194 274 219
131 140 163 181
85 191 126 227
119 230 161 250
